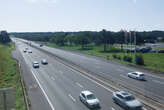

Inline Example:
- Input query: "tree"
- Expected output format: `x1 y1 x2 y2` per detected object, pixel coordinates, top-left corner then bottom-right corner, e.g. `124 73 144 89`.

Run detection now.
0 31 11 43
76 34 90 49
53 34 66 46
100 29 112 52
64 34 75 46
115 30 125 51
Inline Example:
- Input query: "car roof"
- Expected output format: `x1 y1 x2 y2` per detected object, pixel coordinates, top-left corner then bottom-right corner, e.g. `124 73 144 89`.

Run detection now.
131 71 144 75
81 90 93 96
116 91 132 98
33 61 38 63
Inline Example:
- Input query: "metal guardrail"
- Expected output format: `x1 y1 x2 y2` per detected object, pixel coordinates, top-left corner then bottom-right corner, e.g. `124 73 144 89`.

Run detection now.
11 46 30 110
0 88 15 110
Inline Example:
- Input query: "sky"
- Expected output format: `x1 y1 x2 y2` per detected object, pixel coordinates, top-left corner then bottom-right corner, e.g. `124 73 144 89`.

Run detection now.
0 0 164 32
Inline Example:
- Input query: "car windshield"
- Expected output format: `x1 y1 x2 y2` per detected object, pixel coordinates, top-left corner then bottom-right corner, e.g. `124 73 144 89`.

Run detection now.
140 74 144 76
34 62 38 64
87 94 96 100
125 96 135 101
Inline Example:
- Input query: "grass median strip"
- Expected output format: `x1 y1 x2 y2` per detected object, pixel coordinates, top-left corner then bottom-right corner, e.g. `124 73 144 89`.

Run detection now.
0 43 25 110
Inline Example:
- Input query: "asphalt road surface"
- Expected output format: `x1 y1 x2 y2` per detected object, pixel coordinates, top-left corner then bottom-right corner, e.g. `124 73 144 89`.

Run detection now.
13 38 164 110
30 39 164 104
14 40 126 110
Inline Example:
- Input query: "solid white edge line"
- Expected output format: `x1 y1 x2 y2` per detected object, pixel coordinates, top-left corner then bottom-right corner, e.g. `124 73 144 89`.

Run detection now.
111 107 115 110
19 45 55 110
31 70 55 110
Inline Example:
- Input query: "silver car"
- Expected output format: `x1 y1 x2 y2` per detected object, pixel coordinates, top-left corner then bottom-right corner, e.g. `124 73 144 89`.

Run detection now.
41 59 48 65
33 61 39 68
79 90 100 108
112 91 143 110
28 50 32 53
23 49 27 53
128 72 145 80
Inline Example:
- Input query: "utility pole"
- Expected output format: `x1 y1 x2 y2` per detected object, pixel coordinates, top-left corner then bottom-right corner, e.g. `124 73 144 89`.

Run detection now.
134 31 136 54
124 30 128 54
129 31 132 56
3 91 7 110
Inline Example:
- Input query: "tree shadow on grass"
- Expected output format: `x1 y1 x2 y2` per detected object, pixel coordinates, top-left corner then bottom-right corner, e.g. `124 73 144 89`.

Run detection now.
99 49 123 53
78 47 93 51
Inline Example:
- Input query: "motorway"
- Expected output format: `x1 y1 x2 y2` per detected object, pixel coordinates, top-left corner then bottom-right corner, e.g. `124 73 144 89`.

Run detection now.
15 40 126 110
14 39 164 110
30 40 164 105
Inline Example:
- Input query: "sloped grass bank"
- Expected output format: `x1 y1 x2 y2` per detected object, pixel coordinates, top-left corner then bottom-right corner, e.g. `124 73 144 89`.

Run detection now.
0 43 25 110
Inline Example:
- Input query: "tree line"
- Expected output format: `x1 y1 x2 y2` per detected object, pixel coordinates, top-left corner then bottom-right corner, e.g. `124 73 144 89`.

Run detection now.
11 30 164 51
0 31 11 43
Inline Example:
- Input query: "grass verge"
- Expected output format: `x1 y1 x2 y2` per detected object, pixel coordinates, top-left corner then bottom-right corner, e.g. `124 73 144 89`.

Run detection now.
0 43 25 110
45 42 164 72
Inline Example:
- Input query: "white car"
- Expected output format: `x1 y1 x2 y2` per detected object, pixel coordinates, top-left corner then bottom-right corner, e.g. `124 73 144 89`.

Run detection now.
128 72 145 80
112 91 143 110
41 59 48 65
79 90 100 108
33 61 39 68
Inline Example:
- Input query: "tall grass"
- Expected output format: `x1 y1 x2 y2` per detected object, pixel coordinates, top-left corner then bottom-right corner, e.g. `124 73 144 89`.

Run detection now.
0 43 25 110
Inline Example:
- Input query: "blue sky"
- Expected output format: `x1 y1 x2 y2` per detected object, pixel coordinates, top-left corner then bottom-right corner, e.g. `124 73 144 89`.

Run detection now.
0 0 164 32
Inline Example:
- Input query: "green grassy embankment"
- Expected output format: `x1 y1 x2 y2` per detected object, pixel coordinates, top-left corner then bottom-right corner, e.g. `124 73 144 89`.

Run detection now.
45 42 164 72
0 43 25 110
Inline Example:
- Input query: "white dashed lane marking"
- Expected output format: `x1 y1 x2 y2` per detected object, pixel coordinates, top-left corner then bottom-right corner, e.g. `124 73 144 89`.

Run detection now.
51 76 55 81
68 94 76 102
75 82 83 88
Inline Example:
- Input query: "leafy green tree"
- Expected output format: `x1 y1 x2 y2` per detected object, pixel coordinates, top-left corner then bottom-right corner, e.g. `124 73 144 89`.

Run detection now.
100 29 112 52
0 31 11 43
53 34 66 46
76 34 90 49
64 34 75 46
115 30 125 51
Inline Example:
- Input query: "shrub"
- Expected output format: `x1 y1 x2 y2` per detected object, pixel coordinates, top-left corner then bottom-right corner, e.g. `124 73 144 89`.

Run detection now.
117 55 121 60
112 54 117 59
123 55 132 62
135 55 144 65
112 54 121 60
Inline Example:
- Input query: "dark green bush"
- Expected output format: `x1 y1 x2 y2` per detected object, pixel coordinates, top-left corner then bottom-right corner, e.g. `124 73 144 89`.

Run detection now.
135 55 144 65
112 54 121 60
112 54 117 59
123 55 132 62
